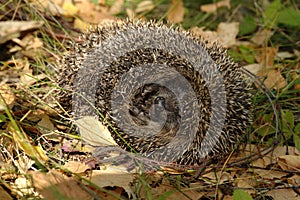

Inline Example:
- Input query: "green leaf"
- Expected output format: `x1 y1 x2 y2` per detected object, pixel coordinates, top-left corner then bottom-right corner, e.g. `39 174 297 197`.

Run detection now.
0 114 6 123
228 49 243 63
295 123 300 133
256 124 276 137
278 8 300 27
294 134 300 151
263 0 282 28
239 45 256 64
239 16 257 36
281 110 294 130
294 123 300 151
233 189 253 200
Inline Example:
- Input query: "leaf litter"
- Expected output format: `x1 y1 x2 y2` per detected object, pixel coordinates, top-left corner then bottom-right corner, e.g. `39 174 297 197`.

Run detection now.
0 0 299 199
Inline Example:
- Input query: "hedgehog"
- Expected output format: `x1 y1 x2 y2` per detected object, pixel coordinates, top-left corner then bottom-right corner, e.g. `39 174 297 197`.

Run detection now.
56 20 252 165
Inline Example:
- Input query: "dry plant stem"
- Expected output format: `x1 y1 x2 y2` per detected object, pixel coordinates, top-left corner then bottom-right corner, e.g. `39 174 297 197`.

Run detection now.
0 93 47 171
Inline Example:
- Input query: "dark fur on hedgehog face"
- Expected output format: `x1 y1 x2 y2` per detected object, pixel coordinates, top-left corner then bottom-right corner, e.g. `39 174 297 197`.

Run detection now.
94 47 211 153
128 83 180 141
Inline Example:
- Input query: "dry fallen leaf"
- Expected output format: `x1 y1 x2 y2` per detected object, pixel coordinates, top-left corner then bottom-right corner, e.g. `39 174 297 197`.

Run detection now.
140 178 205 200
236 172 256 195
288 175 300 193
190 22 239 48
135 0 155 13
263 69 287 89
0 21 43 44
0 84 15 111
76 116 117 146
19 60 46 86
126 8 135 19
31 170 93 200
203 171 233 184
251 29 273 46
200 0 230 13
217 22 239 47
266 188 299 200
11 176 35 197
109 0 124 15
76 0 114 24
167 0 185 23
8 122 49 163
252 158 287 179
62 0 78 17
89 166 134 198
278 155 300 171
29 0 64 16
0 185 13 200
73 18 91 31
259 47 278 69
63 161 90 174
37 115 56 132
243 63 263 75
15 155 35 174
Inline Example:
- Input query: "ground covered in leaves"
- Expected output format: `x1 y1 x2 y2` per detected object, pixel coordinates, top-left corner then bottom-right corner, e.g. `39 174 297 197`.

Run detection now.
0 0 299 199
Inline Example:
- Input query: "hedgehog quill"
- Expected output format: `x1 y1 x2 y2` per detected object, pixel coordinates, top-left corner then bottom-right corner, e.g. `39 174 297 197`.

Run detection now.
57 20 252 165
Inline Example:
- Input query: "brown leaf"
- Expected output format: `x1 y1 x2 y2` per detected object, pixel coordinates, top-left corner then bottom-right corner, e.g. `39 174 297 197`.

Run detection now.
200 0 230 13
266 188 299 200
63 161 90 174
0 185 13 200
88 166 134 198
251 29 273 46
139 178 205 200
31 170 93 200
29 0 64 16
0 84 15 111
190 22 239 48
167 0 185 23
243 63 263 75
263 69 287 89
278 155 300 171
203 171 233 184
216 22 239 47
126 8 135 19
288 175 300 193
236 173 257 195
37 115 56 132
19 59 46 86
259 47 278 69
0 21 43 44
76 0 114 24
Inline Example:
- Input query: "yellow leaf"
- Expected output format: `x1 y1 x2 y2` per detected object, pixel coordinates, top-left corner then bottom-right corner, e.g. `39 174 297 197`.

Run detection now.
9 123 48 163
62 2 78 17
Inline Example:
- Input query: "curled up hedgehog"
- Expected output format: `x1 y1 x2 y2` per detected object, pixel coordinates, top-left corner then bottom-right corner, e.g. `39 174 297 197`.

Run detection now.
56 20 252 166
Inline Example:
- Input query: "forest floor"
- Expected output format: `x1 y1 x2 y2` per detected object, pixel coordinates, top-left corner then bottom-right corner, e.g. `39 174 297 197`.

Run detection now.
0 0 299 199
